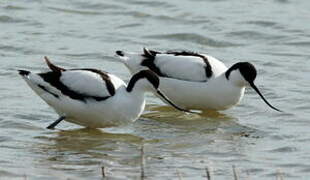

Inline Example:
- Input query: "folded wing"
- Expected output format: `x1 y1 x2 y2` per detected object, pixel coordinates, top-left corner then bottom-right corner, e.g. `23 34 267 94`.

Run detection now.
141 49 213 82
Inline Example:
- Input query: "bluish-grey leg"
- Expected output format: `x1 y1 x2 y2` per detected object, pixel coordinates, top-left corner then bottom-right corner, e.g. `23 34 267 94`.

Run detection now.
47 116 66 129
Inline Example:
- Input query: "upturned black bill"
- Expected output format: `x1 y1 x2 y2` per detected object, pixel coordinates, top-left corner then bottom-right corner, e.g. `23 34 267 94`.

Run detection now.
156 90 197 114
250 83 282 112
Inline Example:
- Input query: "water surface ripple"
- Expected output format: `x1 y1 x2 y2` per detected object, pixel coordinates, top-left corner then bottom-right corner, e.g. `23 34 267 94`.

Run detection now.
1 0 310 179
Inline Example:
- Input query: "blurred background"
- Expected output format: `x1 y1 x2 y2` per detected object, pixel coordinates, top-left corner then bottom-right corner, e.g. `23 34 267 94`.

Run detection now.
0 0 310 179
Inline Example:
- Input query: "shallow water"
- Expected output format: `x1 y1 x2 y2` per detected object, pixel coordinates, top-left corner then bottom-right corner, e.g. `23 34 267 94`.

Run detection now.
1 0 310 179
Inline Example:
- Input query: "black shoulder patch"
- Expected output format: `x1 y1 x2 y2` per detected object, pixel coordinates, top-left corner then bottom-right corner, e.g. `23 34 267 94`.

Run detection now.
39 69 113 102
38 71 85 101
166 51 213 78
140 48 164 76
143 48 160 57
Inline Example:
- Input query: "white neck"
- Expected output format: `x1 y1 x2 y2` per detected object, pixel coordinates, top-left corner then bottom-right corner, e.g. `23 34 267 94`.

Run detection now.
127 78 153 94
228 70 248 87
110 87 146 123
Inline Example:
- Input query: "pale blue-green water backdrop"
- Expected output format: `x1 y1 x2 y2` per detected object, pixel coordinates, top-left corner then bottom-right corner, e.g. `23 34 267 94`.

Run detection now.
0 0 310 179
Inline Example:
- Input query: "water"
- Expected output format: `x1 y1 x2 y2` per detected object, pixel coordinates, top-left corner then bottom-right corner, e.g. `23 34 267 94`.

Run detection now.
1 0 310 179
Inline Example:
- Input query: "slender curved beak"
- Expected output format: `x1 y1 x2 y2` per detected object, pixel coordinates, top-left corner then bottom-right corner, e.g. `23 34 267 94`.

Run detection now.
156 90 198 114
250 82 282 112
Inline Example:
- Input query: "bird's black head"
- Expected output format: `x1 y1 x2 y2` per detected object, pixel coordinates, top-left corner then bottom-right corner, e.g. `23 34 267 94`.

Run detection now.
225 62 257 83
226 62 281 112
126 70 196 113
126 70 159 92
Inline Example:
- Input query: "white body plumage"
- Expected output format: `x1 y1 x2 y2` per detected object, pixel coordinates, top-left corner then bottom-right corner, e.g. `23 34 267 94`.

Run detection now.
157 75 245 110
20 69 144 128
19 57 189 129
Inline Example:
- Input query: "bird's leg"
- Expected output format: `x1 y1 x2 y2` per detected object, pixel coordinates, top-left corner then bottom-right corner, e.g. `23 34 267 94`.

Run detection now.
46 116 66 129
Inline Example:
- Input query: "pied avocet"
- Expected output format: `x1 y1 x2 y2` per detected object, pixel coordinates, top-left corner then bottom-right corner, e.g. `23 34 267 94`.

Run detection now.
115 48 281 112
19 57 191 129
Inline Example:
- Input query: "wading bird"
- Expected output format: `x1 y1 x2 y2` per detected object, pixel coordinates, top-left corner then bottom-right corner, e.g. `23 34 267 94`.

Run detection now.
19 57 191 129
115 48 281 112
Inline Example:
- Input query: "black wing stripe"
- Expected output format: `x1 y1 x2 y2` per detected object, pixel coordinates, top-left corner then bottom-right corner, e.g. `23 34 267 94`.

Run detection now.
77 69 115 96
166 51 213 78
39 71 111 102
140 49 213 82
38 84 59 98
140 49 164 76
